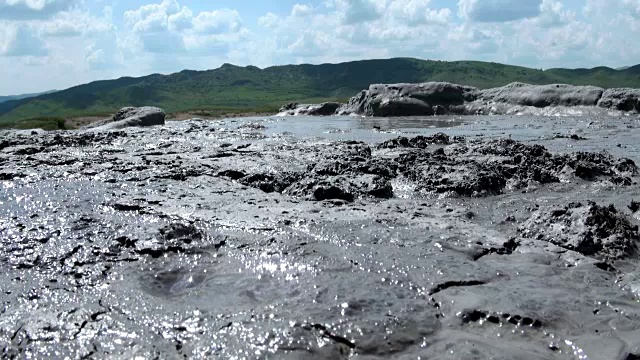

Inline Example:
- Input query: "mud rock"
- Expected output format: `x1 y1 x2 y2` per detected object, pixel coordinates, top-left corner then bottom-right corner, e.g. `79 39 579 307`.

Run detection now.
238 172 302 193
519 202 640 260
278 102 342 116
293 82 640 117
477 83 604 108
393 138 637 197
378 133 458 149
597 88 640 112
90 106 166 130
339 82 477 116
2 116 640 359
285 174 393 202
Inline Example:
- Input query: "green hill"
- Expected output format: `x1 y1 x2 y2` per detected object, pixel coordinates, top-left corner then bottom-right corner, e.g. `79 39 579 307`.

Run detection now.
0 90 57 104
2 58 640 127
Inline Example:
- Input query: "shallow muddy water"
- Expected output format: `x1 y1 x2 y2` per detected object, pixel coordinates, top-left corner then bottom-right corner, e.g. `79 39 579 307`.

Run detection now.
1 113 640 359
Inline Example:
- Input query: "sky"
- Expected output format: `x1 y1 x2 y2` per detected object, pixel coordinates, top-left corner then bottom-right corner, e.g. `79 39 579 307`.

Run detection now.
0 0 639 95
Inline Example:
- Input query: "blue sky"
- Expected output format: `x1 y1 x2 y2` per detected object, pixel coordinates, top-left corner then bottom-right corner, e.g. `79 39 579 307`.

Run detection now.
0 0 639 95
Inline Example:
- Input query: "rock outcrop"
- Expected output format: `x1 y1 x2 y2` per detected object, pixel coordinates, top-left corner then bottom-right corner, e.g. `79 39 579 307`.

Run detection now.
280 82 640 117
477 83 603 108
89 106 166 130
337 82 476 117
279 102 342 116
597 88 640 112
519 202 640 260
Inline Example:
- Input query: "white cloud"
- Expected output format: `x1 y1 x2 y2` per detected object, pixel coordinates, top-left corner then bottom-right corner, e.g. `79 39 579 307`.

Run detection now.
42 10 114 37
331 0 382 24
192 9 241 34
123 0 246 56
459 0 542 22
288 30 331 56
536 0 573 27
447 24 502 56
258 0 453 64
0 0 78 20
124 0 181 32
257 12 278 29
291 4 313 17
168 7 192 32
85 45 108 69
623 0 640 17
1 25 48 56
387 0 452 26
4 0 640 96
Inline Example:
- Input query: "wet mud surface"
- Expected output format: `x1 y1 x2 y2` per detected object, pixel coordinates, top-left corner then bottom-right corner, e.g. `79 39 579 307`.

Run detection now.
2 114 640 359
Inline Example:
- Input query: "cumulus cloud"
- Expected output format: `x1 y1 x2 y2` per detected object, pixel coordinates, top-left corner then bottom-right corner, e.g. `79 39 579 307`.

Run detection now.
192 9 241 34
535 0 573 27
291 4 313 17
623 0 640 17
42 10 114 37
5 0 640 96
1 25 48 56
85 45 109 69
123 0 246 55
288 30 331 56
257 12 279 28
258 0 453 63
387 0 452 26
0 0 78 20
168 7 192 32
459 0 542 22
331 0 382 24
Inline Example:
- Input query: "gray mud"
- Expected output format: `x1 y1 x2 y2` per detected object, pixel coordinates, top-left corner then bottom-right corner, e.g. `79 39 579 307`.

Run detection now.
1 114 640 359
279 82 640 117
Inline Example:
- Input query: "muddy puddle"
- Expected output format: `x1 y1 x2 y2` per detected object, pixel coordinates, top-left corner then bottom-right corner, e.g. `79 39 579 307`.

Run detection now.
1 113 640 359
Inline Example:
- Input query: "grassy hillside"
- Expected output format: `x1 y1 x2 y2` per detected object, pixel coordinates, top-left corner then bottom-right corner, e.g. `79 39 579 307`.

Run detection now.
0 90 57 104
2 58 640 127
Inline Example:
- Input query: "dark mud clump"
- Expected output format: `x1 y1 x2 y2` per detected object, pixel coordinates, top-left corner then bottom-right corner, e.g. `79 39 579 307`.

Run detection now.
135 221 225 258
389 137 637 197
217 141 396 202
519 202 640 260
2 120 640 359
378 133 463 149
285 174 393 202
217 135 637 199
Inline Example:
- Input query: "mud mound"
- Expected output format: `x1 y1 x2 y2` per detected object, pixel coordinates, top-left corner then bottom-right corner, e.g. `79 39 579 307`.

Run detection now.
213 137 636 199
284 81 640 116
285 175 393 202
394 138 636 197
519 202 640 260
135 222 225 258
378 133 461 149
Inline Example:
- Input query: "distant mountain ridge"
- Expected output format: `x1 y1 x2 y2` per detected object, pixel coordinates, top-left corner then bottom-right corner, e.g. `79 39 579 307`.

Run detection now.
0 90 57 104
1 58 640 126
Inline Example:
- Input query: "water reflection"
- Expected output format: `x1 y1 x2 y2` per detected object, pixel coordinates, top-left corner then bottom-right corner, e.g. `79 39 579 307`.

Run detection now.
353 116 463 130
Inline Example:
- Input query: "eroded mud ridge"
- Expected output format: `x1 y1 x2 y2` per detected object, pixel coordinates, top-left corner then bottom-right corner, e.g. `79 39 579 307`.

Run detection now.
279 82 640 117
1 118 640 359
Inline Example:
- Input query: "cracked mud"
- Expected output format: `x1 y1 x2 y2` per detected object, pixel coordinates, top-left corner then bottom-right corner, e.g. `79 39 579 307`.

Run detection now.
1 114 640 359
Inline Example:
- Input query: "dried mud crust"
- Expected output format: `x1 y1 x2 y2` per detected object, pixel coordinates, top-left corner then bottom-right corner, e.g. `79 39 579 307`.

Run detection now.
381 135 637 197
2 122 640 359
519 202 640 261
212 133 638 200
2 130 637 202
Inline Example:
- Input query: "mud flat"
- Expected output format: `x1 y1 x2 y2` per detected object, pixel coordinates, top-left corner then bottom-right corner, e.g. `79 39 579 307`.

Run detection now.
1 114 640 359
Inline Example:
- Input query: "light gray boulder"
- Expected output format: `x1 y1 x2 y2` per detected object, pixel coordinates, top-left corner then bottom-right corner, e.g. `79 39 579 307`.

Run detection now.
597 88 640 112
478 82 604 108
339 82 478 116
278 102 342 116
90 106 166 130
283 82 640 117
